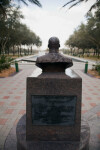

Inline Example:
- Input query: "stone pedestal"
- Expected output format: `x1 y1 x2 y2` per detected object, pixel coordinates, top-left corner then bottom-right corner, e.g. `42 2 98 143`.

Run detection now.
26 71 82 141
17 115 90 150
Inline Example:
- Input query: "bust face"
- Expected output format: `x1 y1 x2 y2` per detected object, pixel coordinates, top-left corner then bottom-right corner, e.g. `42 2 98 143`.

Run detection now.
48 37 60 51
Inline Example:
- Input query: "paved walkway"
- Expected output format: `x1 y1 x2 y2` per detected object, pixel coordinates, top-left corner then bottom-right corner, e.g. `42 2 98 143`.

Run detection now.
72 62 100 150
0 64 37 150
0 60 100 150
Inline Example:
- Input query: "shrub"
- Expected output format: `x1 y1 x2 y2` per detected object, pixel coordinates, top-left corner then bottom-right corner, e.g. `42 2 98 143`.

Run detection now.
95 62 100 75
7 57 14 62
0 55 11 72
0 55 6 64
73 53 77 56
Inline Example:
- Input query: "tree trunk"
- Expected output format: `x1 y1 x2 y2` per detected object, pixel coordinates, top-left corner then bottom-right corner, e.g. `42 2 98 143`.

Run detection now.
1 37 8 55
18 46 19 57
97 48 100 59
82 49 85 57
31 46 32 54
24 49 25 55
0 44 1 55
93 49 96 56
7 46 9 55
98 53 99 59
13 45 15 56
71 48 72 55
20 45 21 56
96 48 98 56
1 43 5 55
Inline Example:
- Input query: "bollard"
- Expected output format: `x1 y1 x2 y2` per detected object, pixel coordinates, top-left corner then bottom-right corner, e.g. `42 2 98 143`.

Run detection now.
84 61 88 73
15 61 19 72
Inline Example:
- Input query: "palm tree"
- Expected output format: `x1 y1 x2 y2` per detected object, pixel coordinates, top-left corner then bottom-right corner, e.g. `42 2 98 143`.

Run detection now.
63 0 100 12
0 0 42 18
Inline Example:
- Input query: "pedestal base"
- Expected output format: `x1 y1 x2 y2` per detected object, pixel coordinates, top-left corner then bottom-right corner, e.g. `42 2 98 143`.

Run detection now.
16 115 90 150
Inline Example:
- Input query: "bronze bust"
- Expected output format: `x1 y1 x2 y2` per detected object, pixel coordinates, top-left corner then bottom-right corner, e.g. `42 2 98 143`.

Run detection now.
36 37 73 72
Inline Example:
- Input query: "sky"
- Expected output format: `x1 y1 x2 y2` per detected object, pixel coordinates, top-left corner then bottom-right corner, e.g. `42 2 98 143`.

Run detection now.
20 0 96 50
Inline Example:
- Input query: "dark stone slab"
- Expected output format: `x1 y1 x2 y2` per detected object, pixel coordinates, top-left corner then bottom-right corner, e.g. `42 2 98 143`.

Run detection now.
31 95 77 125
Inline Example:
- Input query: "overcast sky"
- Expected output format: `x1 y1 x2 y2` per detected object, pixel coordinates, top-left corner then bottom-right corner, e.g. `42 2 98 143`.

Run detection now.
20 0 96 50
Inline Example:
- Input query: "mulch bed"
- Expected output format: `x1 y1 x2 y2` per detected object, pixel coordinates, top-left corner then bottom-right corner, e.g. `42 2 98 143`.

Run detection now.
88 69 100 79
0 67 16 78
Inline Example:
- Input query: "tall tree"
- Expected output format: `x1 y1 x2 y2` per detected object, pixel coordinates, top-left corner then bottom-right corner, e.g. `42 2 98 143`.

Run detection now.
65 13 99 57
0 7 23 54
86 11 100 57
0 6 42 55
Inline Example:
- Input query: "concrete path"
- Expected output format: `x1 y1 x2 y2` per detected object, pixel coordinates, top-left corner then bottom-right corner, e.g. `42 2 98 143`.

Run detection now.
0 60 100 150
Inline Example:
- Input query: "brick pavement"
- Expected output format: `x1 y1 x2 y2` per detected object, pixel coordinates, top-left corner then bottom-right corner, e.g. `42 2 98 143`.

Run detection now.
72 62 100 114
0 64 36 150
72 62 100 150
0 61 100 150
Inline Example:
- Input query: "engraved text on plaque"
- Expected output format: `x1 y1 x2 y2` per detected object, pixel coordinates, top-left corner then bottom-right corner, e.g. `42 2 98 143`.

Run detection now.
31 95 77 125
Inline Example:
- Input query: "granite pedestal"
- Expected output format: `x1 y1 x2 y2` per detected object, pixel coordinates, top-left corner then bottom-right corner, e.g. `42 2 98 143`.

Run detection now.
26 71 82 141
17 114 90 150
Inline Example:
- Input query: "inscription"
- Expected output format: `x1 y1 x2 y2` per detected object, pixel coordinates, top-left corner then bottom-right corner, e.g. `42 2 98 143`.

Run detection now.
31 95 77 125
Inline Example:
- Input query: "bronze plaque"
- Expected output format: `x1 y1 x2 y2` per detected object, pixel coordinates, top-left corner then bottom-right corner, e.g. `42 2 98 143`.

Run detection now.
31 95 77 125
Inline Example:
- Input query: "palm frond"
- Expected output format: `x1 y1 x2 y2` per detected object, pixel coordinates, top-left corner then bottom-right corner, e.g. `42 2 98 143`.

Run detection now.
62 0 77 7
69 1 84 9
63 0 100 12
63 0 85 8
28 0 42 7
19 0 28 6
19 0 42 7
89 1 100 12
0 0 42 18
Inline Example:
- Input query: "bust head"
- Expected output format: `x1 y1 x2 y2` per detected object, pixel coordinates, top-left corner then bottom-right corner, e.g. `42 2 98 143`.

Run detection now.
36 36 73 71
48 37 60 53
